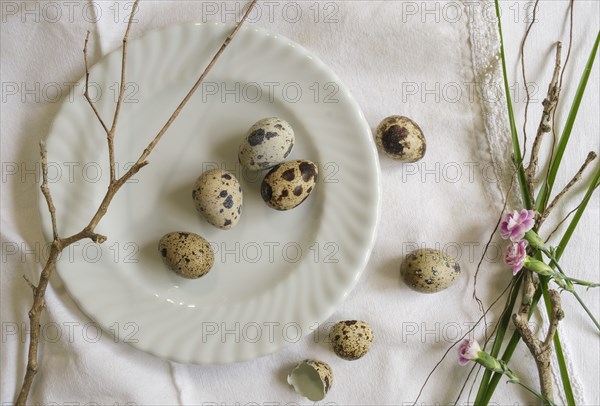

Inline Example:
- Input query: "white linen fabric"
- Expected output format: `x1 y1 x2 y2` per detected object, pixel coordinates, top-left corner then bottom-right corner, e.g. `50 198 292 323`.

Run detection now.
1 1 598 405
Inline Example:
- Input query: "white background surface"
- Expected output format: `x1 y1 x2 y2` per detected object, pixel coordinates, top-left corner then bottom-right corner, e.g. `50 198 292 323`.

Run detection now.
1 1 598 405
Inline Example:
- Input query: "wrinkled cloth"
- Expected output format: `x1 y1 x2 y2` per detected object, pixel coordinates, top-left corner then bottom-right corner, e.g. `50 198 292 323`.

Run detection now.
2 1 598 405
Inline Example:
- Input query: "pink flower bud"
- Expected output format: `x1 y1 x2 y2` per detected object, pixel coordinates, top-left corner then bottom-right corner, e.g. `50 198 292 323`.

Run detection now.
500 209 535 242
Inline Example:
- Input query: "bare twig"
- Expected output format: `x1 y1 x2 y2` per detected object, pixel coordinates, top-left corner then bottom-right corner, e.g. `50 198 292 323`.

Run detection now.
39 141 58 241
539 151 597 225
513 289 565 402
83 31 109 135
541 0 574 210
22 275 37 293
128 0 257 176
16 2 257 404
107 0 139 182
519 0 540 160
526 42 562 193
545 181 600 243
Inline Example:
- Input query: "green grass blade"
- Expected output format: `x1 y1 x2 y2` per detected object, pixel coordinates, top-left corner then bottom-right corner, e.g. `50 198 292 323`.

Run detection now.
473 277 522 405
555 165 600 260
494 0 533 209
536 31 600 212
481 287 543 404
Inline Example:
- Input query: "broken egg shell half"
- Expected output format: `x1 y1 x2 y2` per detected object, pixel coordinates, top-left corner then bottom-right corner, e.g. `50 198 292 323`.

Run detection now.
287 359 333 401
158 232 215 279
400 248 461 293
375 115 426 162
193 169 243 230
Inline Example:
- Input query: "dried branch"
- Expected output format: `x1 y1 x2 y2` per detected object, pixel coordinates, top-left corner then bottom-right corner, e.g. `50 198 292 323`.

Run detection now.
541 0 574 211
539 151 597 226
83 31 109 135
525 42 562 194
16 1 257 404
107 0 139 182
22 275 37 293
39 141 58 241
513 290 565 402
545 181 600 243
128 0 257 174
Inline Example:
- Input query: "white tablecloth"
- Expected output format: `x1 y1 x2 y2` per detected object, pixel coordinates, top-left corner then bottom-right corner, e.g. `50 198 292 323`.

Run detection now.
2 1 598 404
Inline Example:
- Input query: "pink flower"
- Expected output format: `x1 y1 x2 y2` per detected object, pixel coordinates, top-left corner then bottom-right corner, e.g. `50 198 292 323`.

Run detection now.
458 339 481 365
500 210 535 242
504 240 529 275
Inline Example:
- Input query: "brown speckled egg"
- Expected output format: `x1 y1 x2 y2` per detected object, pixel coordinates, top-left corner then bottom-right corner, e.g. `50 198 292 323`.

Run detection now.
239 117 295 170
193 169 242 230
158 232 214 279
261 160 318 210
400 248 461 293
287 359 333 401
375 116 426 162
329 320 374 360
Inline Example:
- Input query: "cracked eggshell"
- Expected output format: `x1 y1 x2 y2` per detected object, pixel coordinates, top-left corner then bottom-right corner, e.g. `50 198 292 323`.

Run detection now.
375 115 426 162
260 160 318 211
158 232 214 279
287 359 333 401
238 117 295 171
400 248 461 293
329 320 374 360
193 169 242 230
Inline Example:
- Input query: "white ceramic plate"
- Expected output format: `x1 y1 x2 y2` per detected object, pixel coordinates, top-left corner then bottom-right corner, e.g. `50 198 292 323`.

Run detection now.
42 23 380 364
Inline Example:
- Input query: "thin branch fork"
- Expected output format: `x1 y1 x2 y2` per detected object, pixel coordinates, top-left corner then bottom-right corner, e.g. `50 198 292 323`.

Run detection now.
539 151 598 226
513 289 565 403
525 42 562 195
83 31 110 135
16 1 258 405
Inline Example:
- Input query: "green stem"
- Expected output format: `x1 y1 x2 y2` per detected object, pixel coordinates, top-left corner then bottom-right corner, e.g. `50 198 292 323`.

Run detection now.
473 277 522 404
509 378 558 406
561 276 600 288
480 288 543 405
555 166 600 260
494 0 532 209
572 290 600 331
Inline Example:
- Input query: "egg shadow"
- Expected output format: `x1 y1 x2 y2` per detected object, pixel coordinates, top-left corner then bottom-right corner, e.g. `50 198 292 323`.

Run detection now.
163 180 199 223
310 325 334 353
374 256 405 292
211 130 243 168
276 361 297 389
138 239 170 281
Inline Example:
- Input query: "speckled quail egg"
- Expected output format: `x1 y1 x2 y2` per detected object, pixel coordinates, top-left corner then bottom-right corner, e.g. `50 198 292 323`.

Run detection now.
261 160 318 210
158 232 214 279
375 115 426 162
238 117 295 171
287 359 333 401
400 248 461 293
193 169 242 230
329 320 374 360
